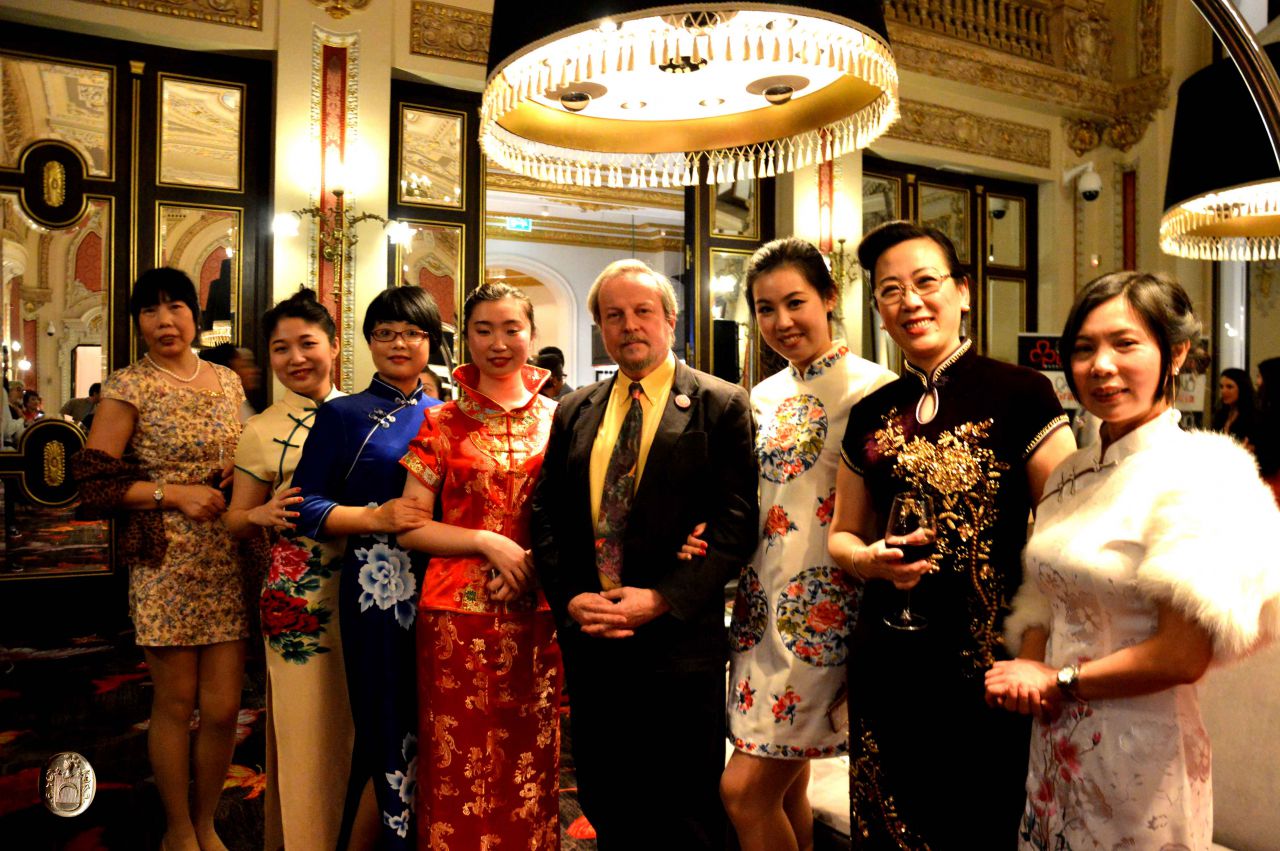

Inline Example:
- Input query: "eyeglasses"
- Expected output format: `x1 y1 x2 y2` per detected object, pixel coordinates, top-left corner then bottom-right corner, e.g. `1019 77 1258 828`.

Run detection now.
874 274 952 306
370 327 430 344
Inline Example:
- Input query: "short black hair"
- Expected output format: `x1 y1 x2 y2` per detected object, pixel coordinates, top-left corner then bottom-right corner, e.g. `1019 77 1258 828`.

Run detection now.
537 345 565 360
463 283 535 336
857 220 966 289
1060 271 1201 404
89 382 101 396
264 287 336 343
363 287 442 352
746 237 838 316
128 268 201 328
534 351 564 378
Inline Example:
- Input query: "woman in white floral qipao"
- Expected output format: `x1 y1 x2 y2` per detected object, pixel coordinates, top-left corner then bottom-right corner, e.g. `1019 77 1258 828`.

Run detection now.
987 271 1280 849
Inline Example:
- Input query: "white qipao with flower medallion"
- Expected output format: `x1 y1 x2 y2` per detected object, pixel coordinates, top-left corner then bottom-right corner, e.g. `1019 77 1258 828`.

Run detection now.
728 342 893 758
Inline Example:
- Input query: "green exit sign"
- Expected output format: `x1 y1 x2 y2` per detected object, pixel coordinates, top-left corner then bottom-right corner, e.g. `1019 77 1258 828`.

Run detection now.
505 216 533 232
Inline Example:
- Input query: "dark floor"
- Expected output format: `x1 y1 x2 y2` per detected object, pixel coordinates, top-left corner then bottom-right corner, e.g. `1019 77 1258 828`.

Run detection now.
0 630 848 850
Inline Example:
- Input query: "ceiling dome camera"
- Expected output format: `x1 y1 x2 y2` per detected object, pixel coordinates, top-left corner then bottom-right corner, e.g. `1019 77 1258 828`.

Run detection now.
1079 170 1102 202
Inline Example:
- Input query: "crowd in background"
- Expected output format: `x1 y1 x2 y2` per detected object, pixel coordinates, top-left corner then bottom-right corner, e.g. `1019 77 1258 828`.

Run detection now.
68 224 1280 851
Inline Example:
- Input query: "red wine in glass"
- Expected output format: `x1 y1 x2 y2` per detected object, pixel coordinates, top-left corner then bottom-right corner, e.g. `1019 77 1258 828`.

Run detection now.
883 492 936 632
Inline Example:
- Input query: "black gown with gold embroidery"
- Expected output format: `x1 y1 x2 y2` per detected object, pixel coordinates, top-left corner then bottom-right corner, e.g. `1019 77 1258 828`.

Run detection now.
838 340 1067 850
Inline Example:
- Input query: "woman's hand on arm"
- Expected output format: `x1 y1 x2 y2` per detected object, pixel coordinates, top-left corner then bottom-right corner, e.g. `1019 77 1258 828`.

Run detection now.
827 464 932 589
224 471 300 537
986 602 1215 714
394 475 533 597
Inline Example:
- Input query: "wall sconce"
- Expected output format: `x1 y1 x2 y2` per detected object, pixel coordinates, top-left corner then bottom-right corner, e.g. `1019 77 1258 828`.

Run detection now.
284 198 391 298
828 237 858 290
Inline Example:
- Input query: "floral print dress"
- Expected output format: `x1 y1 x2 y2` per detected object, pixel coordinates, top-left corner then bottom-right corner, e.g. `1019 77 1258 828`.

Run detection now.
101 359 247 646
234 387 350 851
729 342 893 758
401 363 563 850
1011 411 1280 850
293 376 438 850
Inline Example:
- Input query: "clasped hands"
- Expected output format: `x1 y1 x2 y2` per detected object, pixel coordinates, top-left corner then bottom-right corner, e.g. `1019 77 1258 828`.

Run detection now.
569 521 711 637
983 659 1063 720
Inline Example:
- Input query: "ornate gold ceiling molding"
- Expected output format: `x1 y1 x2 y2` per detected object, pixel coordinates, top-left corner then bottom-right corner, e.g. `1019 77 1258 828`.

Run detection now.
485 170 683 210
410 1 491 64
71 0 262 29
885 100 1051 169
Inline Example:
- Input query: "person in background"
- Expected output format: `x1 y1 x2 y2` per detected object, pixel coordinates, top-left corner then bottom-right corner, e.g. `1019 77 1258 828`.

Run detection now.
21 389 43 425
534 350 566 398
73 267 247 851
1212 367 1255 442
531 259 758 849
713 238 894 851
988 271 1280 849
2 379 24 448
223 288 349 851
200 344 261 421
398 283 563 848
1252 357 1280 503
537 345 574 397
827 221 1074 849
61 382 101 425
290 286 442 851
418 365 445 401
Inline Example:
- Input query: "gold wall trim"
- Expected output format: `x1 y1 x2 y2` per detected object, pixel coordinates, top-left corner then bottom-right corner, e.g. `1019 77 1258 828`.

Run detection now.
410 1 492 65
486 214 682 253
886 100 1051 169
486 170 683 210
72 0 262 29
889 25 1169 125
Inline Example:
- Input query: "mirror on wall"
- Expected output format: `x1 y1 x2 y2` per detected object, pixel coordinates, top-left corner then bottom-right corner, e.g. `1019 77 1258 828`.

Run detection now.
399 106 465 209
157 204 240 346
710 248 754 384
158 76 244 191
0 53 112 177
714 179 758 238
986 195 1025 268
1 192 111 579
918 183 971 264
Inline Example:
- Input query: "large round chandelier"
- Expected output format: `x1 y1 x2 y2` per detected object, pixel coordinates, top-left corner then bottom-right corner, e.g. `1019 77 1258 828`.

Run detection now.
481 2 899 189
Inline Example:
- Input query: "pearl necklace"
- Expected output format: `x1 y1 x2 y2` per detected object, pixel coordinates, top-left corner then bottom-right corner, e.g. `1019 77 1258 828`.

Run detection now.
145 353 202 382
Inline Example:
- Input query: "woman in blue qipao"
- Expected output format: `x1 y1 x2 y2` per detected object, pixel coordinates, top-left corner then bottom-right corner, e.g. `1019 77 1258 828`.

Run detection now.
291 287 442 850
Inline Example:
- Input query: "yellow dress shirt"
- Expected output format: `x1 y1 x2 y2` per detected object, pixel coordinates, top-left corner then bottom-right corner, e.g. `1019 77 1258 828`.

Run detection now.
589 352 676 540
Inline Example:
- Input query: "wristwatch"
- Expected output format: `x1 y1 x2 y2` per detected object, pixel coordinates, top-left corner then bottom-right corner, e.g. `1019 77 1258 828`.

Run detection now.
1056 663 1081 701
152 484 165 508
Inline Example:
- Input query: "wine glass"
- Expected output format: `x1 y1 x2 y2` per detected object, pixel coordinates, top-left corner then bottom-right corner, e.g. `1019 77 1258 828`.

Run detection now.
882 492 936 631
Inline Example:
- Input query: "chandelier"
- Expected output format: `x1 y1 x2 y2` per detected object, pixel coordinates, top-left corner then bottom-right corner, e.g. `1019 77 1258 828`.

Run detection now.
480 2 899 189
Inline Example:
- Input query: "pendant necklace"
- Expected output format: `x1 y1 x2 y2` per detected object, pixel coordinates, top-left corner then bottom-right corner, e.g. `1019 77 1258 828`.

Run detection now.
145 353 202 382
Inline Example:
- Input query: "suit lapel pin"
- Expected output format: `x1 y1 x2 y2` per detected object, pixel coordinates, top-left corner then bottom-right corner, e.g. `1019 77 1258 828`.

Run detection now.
674 393 691 409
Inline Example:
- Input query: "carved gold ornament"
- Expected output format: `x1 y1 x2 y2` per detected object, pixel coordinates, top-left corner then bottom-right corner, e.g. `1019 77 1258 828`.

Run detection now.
72 0 261 30
44 441 66 487
310 0 371 20
411 2 491 64
43 161 66 208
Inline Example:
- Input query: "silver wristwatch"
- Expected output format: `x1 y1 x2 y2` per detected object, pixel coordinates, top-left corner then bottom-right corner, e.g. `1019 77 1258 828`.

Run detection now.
152 484 165 507
1056 663 1081 700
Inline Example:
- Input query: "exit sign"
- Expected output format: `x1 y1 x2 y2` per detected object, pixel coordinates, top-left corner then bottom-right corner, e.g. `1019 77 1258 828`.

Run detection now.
505 216 533 232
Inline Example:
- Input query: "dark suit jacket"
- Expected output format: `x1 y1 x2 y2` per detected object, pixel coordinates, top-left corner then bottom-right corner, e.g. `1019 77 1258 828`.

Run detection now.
531 359 759 673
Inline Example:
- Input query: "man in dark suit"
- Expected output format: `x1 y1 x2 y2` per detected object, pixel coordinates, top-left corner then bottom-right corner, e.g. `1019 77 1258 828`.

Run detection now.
532 259 758 850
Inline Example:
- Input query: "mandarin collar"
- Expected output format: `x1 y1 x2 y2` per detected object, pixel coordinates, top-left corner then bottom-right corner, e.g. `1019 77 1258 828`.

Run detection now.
453 363 550 417
282 385 342 414
903 338 973 389
1097 407 1181 466
789 340 850 382
368 373 424 405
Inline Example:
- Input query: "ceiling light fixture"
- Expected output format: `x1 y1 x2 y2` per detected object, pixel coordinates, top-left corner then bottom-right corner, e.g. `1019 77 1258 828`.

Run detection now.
481 2 898 188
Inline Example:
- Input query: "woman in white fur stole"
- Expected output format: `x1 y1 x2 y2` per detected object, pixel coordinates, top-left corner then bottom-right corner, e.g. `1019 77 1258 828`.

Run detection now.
985 271 1280 850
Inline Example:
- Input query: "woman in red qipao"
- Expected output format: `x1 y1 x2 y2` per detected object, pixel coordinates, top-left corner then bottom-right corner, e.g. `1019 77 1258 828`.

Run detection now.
397 282 563 850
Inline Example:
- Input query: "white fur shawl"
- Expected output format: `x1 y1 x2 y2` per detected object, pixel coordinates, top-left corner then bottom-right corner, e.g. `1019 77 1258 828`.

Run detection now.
1007 424 1280 663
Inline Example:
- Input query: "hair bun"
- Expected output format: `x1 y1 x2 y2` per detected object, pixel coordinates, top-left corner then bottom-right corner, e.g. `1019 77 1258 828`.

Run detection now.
292 286 319 303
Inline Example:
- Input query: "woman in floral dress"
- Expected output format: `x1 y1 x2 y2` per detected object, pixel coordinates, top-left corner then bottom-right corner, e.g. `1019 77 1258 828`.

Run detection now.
828 222 1075 849
75 268 247 851
291 287 442 850
717 239 893 851
397 283 562 850
224 288 348 851
986 272 1280 849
